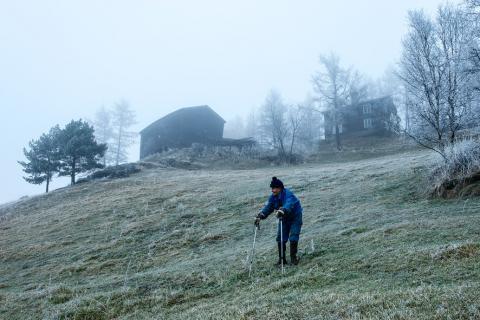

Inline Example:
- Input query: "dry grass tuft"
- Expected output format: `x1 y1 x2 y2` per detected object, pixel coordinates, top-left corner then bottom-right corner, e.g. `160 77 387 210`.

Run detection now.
432 243 480 261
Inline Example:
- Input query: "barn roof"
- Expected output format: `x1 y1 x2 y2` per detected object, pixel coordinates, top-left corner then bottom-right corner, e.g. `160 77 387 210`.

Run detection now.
355 96 394 109
140 105 226 135
322 96 395 116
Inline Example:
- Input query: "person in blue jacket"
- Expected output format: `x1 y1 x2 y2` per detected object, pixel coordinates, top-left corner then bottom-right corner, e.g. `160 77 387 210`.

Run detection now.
255 177 303 265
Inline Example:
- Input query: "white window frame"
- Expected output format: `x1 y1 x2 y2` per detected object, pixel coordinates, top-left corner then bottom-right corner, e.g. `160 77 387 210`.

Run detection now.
363 105 372 114
364 118 373 129
333 124 343 134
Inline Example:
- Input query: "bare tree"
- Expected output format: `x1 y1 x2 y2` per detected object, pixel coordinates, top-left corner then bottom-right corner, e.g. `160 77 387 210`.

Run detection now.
400 10 445 155
438 5 475 142
111 100 137 165
224 115 246 139
465 1 480 72
466 0 480 8
399 6 476 159
312 53 355 150
349 71 370 105
244 108 258 139
297 97 323 152
368 67 408 130
464 0 480 116
93 106 114 166
259 90 289 159
286 106 301 157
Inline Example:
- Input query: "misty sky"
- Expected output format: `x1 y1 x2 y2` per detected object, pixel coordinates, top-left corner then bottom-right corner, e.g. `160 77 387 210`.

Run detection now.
0 0 460 204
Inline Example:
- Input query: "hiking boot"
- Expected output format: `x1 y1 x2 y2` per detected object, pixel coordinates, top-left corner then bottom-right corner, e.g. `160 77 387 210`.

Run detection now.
276 242 287 266
290 241 300 265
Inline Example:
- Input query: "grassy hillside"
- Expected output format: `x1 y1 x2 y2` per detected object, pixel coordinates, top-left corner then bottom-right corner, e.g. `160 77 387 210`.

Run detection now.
1 150 480 319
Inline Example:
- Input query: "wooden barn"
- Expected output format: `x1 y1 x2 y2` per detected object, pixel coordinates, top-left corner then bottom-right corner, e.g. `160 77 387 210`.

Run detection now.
323 96 399 141
140 105 226 159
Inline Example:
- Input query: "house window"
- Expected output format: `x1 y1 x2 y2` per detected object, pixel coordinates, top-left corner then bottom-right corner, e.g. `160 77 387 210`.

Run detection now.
364 118 373 129
332 124 343 134
363 105 372 114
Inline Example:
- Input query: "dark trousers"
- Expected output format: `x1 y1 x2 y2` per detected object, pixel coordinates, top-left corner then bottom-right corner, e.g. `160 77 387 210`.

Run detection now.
276 216 302 243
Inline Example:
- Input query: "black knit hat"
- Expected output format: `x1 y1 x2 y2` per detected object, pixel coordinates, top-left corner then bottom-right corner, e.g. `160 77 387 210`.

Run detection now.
270 176 284 189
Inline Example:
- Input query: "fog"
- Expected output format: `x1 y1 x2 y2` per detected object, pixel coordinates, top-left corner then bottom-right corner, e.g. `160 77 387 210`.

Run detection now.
0 0 459 204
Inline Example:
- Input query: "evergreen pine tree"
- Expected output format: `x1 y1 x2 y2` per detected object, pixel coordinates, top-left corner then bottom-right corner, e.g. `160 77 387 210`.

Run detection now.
18 126 61 193
58 120 107 185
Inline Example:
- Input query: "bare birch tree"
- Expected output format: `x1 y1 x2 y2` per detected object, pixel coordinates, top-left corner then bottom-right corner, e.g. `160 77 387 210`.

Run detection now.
287 105 306 160
223 115 246 139
245 108 258 140
312 53 355 151
93 106 114 166
259 90 289 159
111 100 137 165
297 97 323 151
465 0 480 115
438 5 475 141
399 6 476 159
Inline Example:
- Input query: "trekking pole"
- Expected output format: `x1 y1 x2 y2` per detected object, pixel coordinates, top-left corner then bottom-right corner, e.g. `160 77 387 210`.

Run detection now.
249 223 259 277
279 217 284 275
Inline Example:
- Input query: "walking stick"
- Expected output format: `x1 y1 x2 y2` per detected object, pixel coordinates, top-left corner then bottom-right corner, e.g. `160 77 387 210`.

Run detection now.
279 217 284 274
249 223 259 277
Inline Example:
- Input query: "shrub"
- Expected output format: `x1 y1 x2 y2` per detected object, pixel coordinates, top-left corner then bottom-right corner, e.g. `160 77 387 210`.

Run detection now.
430 139 480 196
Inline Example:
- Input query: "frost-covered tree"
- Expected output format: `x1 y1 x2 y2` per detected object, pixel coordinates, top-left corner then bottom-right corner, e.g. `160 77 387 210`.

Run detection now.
18 126 61 193
438 5 476 139
467 0 480 68
348 71 370 106
465 0 480 111
287 105 306 158
258 91 312 162
111 100 137 165
297 98 323 151
223 115 246 139
93 106 114 166
58 120 107 185
312 53 356 151
399 6 476 158
367 67 408 130
244 108 258 140
259 90 289 158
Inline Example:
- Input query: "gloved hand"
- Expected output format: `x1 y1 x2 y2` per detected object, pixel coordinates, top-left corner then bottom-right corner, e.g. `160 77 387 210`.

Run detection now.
276 208 286 218
254 212 264 226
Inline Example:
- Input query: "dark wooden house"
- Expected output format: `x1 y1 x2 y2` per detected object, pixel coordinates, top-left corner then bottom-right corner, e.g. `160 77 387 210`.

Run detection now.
323 96 399 141
140 105 226 159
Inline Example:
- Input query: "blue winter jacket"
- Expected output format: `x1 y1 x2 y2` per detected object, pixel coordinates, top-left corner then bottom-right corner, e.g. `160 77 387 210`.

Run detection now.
260 188 303 221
